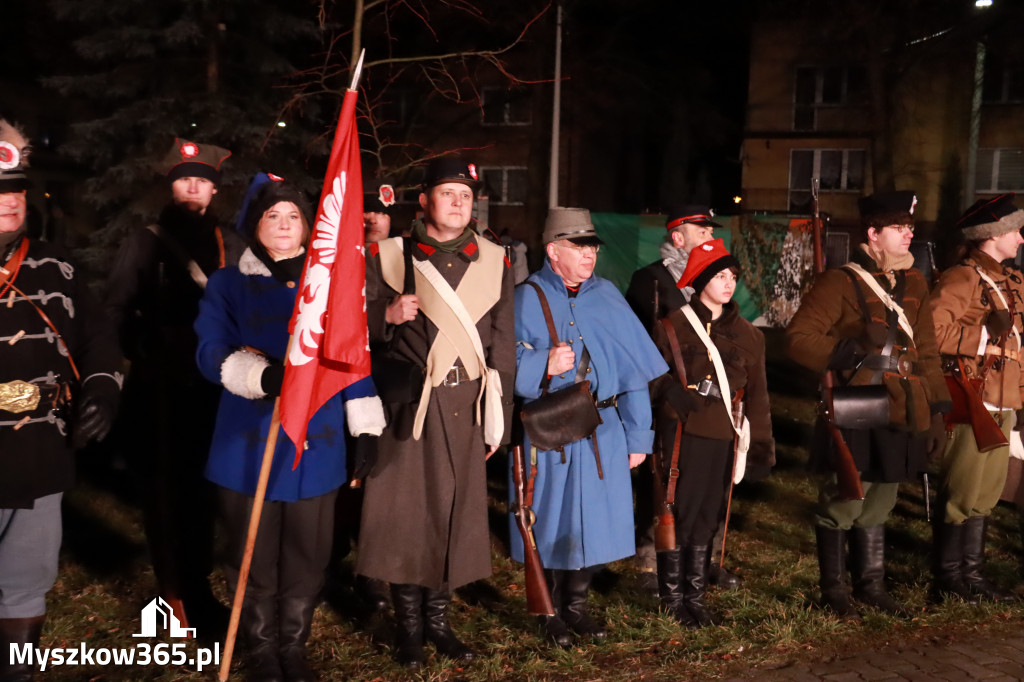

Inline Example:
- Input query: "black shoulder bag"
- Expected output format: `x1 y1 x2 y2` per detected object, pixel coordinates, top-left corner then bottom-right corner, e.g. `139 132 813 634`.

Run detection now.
518 282 604 475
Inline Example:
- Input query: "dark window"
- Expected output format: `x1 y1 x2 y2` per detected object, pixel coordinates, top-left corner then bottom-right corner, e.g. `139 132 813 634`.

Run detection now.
789 149 866 212
479 166 528 205
481 87 531 126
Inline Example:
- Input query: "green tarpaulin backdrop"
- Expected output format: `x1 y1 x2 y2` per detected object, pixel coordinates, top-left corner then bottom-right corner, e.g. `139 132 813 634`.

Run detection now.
590 212 760 322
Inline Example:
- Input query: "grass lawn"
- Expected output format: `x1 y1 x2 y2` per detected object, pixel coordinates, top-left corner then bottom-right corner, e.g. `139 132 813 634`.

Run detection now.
40 392 1024 681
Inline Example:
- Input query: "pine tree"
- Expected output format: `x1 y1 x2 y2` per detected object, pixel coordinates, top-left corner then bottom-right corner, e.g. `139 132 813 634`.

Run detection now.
45 0 331 268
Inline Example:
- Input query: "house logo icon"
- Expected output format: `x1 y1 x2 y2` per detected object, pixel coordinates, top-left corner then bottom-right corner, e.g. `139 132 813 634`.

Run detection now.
133 597 196 638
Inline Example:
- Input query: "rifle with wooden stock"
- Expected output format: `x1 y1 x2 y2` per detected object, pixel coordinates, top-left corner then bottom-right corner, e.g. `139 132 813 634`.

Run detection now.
511 444 556 616
648 286 678 552
811 178 865 502
944 356 1009 453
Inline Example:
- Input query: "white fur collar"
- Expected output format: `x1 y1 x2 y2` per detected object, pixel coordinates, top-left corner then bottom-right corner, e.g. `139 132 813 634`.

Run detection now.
239 248 272 277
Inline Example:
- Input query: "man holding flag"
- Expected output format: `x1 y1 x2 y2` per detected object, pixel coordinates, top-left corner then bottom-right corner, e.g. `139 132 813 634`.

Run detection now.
356 156 515 669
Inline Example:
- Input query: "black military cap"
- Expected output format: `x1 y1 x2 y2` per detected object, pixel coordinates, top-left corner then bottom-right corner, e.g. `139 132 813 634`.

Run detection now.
364 184 396 214
858 190 917 229
665 204 722 231
158 138 232 185
958 193 1024 241
422 156 480 191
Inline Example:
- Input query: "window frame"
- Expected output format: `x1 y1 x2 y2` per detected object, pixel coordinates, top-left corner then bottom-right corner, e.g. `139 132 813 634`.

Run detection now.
480 86 532 127
478 165 529 206
788 148 867 213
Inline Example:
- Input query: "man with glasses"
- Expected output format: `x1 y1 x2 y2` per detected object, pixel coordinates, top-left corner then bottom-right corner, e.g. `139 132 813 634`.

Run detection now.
786 191 949 619
511 208 667 647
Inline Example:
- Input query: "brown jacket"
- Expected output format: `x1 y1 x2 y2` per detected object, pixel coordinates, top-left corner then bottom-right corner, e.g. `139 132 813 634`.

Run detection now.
930 248 1024 410
786 248 950 433
651 299 775 468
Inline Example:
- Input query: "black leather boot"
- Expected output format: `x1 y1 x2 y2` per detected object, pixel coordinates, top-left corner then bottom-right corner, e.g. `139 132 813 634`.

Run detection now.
389 584 425 670
931 521 977 603
422 588 475 662
962 516 1015 602
278 597 317 682
240 599 285 682
656 550 698 629
537 569 573 648
849 526 908 617
355 575 389 613
681 545 723 626
561 569 607 639
815 526 859 620
0 615 44 682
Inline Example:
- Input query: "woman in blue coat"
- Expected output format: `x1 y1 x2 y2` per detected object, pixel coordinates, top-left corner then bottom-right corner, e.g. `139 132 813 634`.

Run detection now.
510 208 668 647
195 177 384 682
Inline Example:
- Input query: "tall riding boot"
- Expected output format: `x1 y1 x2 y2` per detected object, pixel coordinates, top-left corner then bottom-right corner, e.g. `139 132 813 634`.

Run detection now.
931 522 976 603
537 569 572 648
681 545 723 627
849 526 908 617
708 524 742 590
389 584 425 670
422 588 475 662
815 526 859 620
561 569 608 639
240 599 284 682
278 597 318 682
656 549 698 629
962 516 1015 602
0 615 44 682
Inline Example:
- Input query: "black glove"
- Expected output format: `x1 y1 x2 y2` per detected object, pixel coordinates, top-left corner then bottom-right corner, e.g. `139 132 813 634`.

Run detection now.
351 434 379 481
1015 409 1024 433
260 364 285 397
926 413 948 463
985 310 1013 338
72 393 116 449
665 383 701 423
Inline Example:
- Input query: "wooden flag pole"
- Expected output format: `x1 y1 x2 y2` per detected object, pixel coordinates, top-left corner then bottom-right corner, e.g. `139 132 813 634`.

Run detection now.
218 338 293 681
219 53 366 680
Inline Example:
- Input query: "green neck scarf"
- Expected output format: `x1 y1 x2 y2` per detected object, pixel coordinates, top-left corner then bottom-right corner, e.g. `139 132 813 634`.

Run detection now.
413 220 474 253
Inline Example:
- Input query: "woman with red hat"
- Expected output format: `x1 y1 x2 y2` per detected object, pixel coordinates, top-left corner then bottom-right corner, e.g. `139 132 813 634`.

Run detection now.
649 239 775 628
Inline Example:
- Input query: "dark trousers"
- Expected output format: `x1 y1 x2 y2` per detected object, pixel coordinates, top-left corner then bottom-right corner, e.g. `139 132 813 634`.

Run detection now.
219 487 338 603
671 434 732 547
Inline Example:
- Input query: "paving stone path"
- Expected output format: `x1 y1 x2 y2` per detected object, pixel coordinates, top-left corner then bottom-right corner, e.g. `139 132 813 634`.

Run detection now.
724 631 1024 681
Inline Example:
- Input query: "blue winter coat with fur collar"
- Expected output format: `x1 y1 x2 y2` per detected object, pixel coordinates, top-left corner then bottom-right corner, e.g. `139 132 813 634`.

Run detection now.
195 248 379 502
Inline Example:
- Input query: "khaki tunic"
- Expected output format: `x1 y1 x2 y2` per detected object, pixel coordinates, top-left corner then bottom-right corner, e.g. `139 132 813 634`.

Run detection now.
930 248 1024 409
357 234 515 590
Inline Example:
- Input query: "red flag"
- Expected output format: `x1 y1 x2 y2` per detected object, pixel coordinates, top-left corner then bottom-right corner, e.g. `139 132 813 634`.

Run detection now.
280 89 370 465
